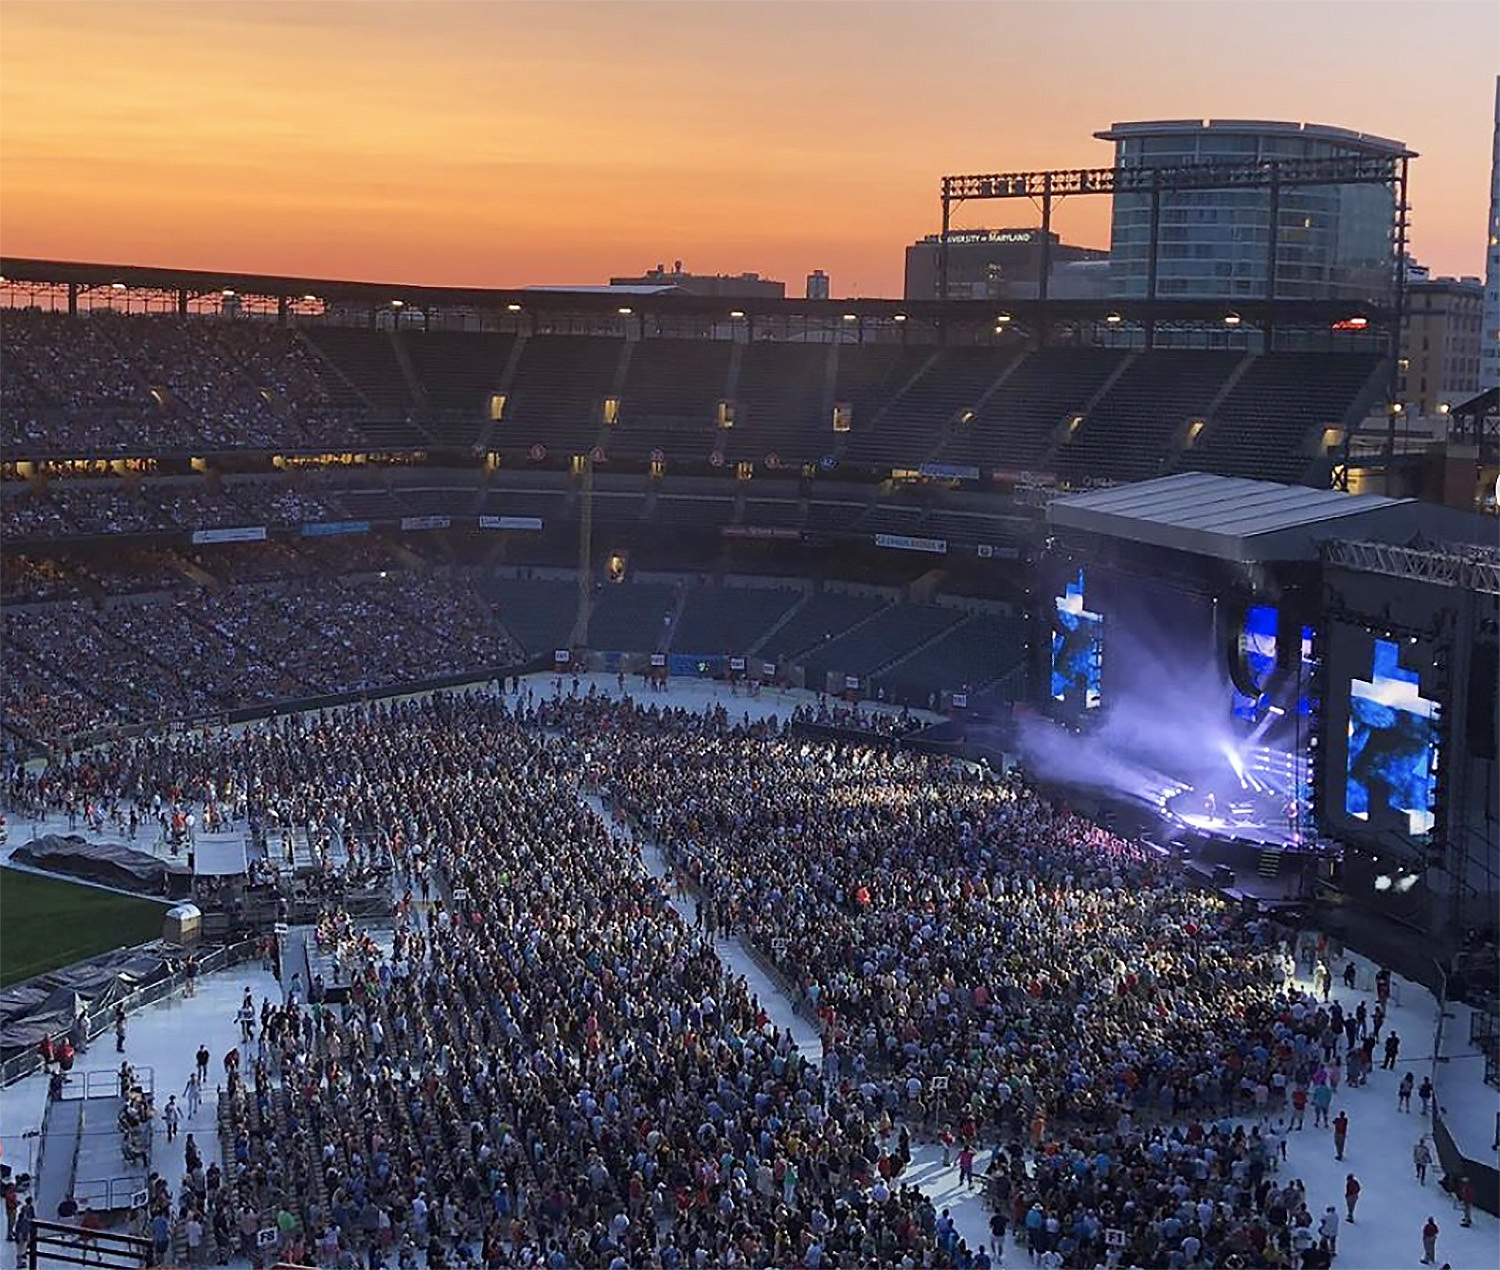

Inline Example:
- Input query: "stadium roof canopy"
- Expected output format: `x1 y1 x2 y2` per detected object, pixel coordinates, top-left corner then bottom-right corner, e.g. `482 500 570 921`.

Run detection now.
1047 473 1427 563
0 256 1394 327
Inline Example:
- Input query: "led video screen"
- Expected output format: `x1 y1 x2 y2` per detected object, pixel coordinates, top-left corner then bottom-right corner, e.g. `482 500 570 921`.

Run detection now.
1346 637 1440 837
1231 604 1279 723
1051 568 1102 712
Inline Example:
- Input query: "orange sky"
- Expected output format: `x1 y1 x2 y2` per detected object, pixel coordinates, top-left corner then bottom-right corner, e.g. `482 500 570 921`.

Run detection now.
2 1 1495 296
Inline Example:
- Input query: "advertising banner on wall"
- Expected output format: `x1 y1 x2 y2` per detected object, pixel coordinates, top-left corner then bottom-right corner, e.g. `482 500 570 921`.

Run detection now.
191 526 266 544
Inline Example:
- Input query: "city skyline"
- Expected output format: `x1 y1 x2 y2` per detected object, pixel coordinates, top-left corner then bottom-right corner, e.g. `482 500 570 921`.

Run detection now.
1 0 1495 296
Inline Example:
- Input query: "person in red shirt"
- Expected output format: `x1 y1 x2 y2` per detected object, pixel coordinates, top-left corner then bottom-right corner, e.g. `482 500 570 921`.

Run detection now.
1291 1085 1308 1129
1421 1215 1439 1263
1344 1174 1361 1222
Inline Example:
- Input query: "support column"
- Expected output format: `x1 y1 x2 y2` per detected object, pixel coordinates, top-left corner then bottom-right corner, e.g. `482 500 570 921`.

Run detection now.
1038 173 1054 301
1145 176 1162 350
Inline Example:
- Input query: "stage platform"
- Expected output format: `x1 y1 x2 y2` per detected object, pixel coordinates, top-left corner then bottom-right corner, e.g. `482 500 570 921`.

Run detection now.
33 1068 153 1218
191 832 249 877
278 926 349 1004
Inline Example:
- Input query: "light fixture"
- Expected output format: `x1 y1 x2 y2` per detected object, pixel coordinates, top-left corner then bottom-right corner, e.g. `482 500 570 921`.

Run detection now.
302 294 319 304
1104 312 1123 324
506 303 522 313
1437 402 1451 415
222 289 236 298
729 310 745 319
111 282 127 291
843 314 858 322
390 299 404 308
995 313 1012 324
1224 312 1242 326
893 314 907 323
618 307 633 315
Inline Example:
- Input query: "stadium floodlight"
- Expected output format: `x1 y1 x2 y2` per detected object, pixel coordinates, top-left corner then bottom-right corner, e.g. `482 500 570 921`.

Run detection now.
1224 312 1242 326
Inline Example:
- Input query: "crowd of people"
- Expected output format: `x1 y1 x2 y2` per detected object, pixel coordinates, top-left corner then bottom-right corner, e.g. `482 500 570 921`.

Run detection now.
1 572 520 748
20 693 971 1269
1 477 355 541
1 310 363 454
5 683 1450 1269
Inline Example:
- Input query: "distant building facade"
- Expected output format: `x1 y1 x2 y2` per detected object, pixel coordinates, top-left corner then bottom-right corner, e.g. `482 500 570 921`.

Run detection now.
903 229 1107 302
1095 119 1411 303
609 261 785 299
1483 77 1500 390
1401 275 1484 416
805 270 831 301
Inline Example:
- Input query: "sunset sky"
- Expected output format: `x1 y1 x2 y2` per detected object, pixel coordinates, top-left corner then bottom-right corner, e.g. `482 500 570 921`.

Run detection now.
2 0 1495 297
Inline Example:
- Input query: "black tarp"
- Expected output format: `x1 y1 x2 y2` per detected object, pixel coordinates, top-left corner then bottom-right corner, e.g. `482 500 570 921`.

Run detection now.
11 834 189 894
0 943 173 1060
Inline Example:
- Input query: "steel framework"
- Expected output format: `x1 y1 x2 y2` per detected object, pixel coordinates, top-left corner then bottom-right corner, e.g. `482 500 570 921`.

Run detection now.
1321 539 1500 596
938 154 1411 373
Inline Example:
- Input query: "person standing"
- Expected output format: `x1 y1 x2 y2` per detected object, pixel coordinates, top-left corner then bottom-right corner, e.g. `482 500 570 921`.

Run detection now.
195 1044 210 1083
1383 1032 1401 1070
1312 1080 1333 1128
1419 1076 1434 1116
1457 1176 1474 1227
1344 1174 1361 1223
1317 1205 1339 1255
1414 1137 1432 1184
1333 1111 1349 1160
1421 1216 1439 1264
163 1095 181 1143
1399 1071 1415 1112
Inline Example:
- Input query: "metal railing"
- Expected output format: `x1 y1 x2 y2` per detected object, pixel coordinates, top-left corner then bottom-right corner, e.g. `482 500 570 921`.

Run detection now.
27 1218 150 1270
1 940 260 1087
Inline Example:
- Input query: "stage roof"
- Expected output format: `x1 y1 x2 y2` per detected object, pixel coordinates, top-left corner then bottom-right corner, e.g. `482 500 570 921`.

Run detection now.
1047 473 1423 563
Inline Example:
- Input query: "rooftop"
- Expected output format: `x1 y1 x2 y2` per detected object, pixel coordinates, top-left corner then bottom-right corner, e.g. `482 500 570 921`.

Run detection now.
1095 118 1414 159
1047 472 1419 562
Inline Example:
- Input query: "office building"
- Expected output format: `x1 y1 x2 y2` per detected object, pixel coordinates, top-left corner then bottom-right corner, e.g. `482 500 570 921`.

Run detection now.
1483 77 1500 390
609 261 785 299
903 229 1108 301
1095 119 1412 302
805 270 831 301
1400 275 1484 416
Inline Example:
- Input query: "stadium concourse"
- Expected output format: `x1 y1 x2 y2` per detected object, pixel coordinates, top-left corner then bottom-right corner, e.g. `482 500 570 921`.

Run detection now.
3 674 1495 1270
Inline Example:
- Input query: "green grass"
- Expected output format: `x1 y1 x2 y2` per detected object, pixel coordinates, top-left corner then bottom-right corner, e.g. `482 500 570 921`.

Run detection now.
0 868 167 988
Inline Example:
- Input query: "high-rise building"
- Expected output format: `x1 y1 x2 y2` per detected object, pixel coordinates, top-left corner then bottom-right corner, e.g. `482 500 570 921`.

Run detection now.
903 228 1108 301
1482 77 1500 391
1400 275 1485 416
1095 119 1412 303
805 270 831 301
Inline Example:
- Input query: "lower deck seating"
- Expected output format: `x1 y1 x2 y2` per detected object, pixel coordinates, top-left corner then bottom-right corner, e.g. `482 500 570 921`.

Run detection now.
799 602 961 681
587 582 679 652
671 587 801 654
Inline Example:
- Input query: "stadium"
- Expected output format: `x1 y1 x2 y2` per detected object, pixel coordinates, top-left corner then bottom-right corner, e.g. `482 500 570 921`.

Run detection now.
2 52 1500 1270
